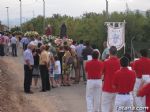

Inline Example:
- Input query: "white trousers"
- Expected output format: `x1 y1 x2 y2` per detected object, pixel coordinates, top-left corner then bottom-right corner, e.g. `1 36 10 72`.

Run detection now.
133 78 145 112
114 94 133 112
101 91 116 112
86 79 102 112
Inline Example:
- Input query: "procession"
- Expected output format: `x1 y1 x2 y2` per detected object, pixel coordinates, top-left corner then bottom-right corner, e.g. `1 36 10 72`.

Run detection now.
0 21 150 112
0 0 150 112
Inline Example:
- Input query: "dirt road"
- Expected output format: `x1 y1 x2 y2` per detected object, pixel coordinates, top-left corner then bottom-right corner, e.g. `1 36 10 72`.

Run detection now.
0 56 86 112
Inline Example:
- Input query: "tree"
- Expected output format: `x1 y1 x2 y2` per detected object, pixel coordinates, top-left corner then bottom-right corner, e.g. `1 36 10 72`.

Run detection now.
14 10 150 52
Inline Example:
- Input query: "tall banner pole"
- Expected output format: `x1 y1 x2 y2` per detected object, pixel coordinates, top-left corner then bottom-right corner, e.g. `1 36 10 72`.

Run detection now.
124 20 126 54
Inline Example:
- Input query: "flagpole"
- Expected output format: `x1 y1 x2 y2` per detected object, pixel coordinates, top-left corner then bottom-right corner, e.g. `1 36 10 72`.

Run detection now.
43 0 45 34
105 0 109 20
123 20 126 54
19 0 22 32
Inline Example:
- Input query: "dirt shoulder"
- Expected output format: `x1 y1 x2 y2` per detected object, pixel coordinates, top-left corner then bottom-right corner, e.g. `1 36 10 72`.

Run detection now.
0 59 40 112
0 61 18 112
0 56 86 112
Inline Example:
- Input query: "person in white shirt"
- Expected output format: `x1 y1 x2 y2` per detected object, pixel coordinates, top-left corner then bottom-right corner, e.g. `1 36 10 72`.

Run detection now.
53 56 61 87
10 34 18 56
34 38 38 46
70 41 76 51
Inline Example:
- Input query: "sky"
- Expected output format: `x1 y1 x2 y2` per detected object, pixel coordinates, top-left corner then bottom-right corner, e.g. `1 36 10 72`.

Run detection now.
0 0 150 26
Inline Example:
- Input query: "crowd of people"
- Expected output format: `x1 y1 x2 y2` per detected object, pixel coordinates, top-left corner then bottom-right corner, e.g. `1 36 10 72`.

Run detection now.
0 32 18 56
23 35 150 112
0 32 150 112
23 37 95 93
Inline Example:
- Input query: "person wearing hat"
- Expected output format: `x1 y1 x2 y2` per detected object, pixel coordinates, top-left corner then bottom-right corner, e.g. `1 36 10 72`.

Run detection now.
23 43 35 94
101 46 120 112
112 56 136 112
85 50 104 112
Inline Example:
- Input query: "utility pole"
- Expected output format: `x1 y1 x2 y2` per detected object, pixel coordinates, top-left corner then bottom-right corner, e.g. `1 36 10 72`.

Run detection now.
106 0 109 20
33 10 35 18
43 0 45 34
6 7 9 31
19 0 22 32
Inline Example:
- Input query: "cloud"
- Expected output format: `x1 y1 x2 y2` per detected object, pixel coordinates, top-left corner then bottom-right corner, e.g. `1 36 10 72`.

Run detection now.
0 0 150 26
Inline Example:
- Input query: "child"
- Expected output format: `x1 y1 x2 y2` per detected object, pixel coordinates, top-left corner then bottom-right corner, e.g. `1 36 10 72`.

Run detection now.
54 56 61 87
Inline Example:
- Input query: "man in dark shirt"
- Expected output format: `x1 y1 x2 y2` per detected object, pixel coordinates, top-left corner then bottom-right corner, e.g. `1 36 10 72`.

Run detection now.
82 41 93 82
82 41 93 60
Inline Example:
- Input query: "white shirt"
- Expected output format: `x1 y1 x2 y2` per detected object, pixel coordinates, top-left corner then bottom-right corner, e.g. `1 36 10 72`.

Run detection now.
38 40 43 44
53 60 61 74
34 39 38 46
70 45 76 50
76 44 85 58
21 37 29 44
11 36 17 44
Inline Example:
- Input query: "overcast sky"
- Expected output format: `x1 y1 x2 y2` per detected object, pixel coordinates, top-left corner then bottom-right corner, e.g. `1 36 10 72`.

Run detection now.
0 0 150 26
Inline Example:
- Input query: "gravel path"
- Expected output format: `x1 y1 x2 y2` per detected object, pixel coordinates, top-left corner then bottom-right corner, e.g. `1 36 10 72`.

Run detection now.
0 55 86 112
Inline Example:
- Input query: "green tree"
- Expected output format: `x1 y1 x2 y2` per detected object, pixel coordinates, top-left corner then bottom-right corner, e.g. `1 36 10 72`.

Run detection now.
12 10 150 53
